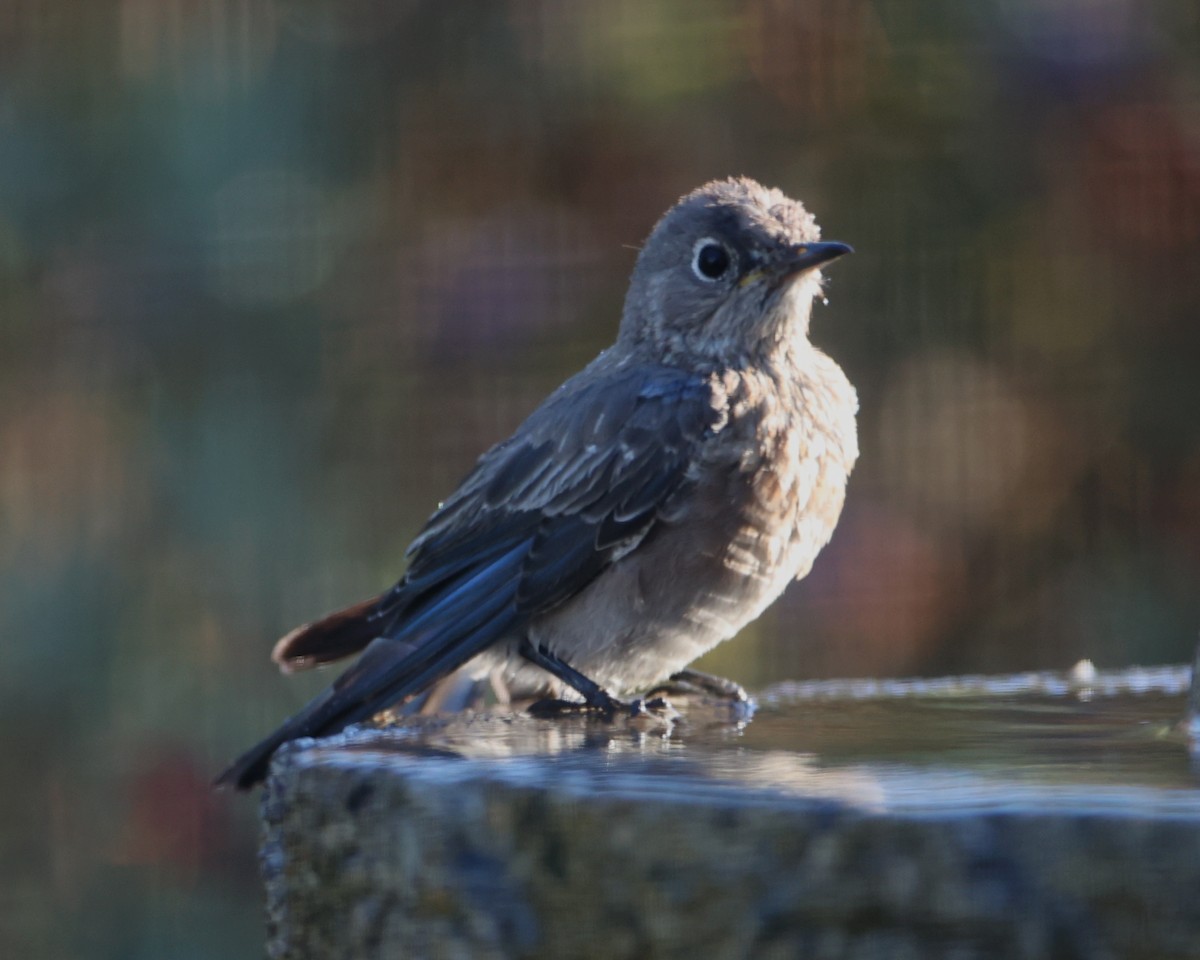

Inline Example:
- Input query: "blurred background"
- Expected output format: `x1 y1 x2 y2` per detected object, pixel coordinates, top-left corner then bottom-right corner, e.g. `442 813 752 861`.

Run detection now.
2 0 1198 955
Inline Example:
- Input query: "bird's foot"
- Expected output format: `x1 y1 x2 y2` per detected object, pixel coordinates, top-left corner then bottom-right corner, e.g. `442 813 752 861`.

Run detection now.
527 694 622 719
527 697 589 718
650 668 752 704
526 692 678 726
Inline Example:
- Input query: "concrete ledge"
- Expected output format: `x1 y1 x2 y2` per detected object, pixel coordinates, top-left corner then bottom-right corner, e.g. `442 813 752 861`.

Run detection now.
260 696 1200 960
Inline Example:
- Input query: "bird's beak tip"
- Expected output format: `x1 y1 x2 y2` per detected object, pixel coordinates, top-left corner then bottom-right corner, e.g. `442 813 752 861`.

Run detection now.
785 241 853 273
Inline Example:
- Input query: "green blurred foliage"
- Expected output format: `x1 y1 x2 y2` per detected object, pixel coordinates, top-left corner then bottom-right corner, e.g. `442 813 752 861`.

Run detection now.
1 0 1198 955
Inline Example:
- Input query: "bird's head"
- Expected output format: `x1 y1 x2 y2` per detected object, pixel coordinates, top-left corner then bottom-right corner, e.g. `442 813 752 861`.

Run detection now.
619 177 852 366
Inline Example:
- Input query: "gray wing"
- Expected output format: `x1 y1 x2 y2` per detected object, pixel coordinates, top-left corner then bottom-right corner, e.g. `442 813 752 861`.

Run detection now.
218 363 727 788
375 362 728 629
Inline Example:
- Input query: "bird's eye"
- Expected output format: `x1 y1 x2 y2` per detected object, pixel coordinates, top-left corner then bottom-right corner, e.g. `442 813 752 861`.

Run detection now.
691 238 732 282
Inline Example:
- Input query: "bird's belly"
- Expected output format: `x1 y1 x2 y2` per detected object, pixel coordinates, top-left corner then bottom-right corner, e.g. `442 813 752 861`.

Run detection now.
516 497 833 695
477 399 854 698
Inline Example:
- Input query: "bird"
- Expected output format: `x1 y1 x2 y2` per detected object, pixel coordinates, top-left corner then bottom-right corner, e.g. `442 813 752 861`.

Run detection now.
217 177 858 789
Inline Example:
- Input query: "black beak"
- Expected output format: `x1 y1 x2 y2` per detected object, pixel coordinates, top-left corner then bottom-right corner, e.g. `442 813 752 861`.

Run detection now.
776 241 854 276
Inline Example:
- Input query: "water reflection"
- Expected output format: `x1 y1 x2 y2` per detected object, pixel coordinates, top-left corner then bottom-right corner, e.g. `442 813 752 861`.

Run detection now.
305 665 1200 815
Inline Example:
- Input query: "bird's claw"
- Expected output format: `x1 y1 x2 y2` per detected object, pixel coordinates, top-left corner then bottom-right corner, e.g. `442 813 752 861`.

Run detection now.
526 694 623 719
652 669 751 704
527 693 679 726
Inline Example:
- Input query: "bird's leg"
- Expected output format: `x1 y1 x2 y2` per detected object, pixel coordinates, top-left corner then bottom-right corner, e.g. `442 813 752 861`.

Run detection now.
651 668 751 704
519 640 623 717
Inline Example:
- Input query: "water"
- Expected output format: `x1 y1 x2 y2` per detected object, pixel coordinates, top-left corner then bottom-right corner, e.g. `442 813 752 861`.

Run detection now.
312 664 1200 818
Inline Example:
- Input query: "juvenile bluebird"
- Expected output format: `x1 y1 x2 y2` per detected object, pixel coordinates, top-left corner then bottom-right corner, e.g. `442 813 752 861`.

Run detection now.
218 177 857 789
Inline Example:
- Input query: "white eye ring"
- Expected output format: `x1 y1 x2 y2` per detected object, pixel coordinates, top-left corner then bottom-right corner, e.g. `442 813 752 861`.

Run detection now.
691 237 734 282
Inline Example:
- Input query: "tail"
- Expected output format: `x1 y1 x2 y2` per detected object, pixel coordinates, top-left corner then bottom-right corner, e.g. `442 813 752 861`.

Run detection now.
214 655 498 791
214 692 334 790
214 631 425 791
217 538 533 790
216 577 524 788
215 597 387 789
